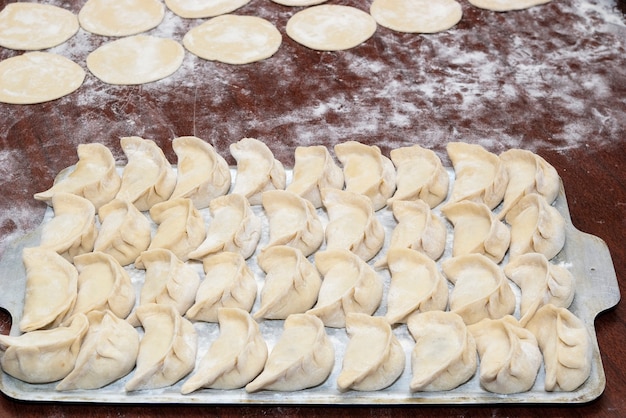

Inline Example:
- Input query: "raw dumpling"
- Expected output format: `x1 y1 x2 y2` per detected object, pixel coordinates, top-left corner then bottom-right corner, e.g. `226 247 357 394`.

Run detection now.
262 190 324 257
181 308 267 393
446 142 508 210
498 148 560 219
20 247 78 332
334 141 396 211
134 249 201 319
93 198 152 266
526 304 592 392
442 254 516 325
504 253 574 327
322 188 385 262
230 137 286 205
378 199 446 266
254 246 322 320
56 310 139 390
245 313 334 392
442 200 510 263
34 143 121 210
147 197 206 262
188 193 261 260
388 144 449 208
469 315 542 394
286 145 344 208
505 193 565 260
384 248 448 325
0 314 88 384
186 252 257 323
407 310 476 392
337 313 405 391
67 252 135 320
116 136 176 211
307 249 383 328
125 303 197 391
170 136 231 209
39 192 97 261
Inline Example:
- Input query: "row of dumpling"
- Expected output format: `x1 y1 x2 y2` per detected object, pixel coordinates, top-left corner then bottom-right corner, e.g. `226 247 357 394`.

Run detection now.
0 297 591 395
32 136 566 265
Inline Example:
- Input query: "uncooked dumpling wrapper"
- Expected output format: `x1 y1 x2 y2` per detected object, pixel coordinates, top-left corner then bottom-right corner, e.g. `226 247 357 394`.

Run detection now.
0 52 84 105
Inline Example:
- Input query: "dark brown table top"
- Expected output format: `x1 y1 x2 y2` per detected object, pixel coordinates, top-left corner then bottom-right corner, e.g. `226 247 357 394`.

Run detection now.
1 0 625 416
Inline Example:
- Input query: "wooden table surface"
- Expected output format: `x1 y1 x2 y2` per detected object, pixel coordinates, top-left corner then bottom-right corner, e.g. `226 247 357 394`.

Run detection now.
0 0 625 416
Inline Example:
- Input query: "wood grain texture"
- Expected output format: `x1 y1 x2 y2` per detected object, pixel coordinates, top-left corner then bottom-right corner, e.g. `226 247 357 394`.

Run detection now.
1 0 625 416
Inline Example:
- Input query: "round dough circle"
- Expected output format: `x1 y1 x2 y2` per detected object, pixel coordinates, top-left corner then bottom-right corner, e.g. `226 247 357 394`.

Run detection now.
183 15 282 65
370 0 463 34
87 35 184 85
468 0 551 12
78 0 164 37
0 52 85 104
286 5 377 51
0 3 79 50
165 0 251 19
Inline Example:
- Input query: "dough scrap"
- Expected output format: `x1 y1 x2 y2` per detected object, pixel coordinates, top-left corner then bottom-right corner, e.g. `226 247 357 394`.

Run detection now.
0 3 79 50
184 15 282 64
78 0 164 37
286 5 377 51
468 0 551 12
370 0 463 34
0 52 84 105
166 0 250 19
87 35 184 85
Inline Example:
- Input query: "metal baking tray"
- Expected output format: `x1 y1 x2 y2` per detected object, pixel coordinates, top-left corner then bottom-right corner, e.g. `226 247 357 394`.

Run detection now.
0 167 620 404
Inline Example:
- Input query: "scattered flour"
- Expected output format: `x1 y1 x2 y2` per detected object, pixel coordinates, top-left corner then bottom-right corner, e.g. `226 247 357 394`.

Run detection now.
0 0 624 256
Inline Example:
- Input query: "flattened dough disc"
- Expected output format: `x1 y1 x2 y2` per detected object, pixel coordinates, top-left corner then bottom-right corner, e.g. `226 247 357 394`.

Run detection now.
87 35 184 85
165 0 250 19
78 0 164 37
370 0 463 34
286 5 377 51
468 0 551 12
183 15 282 65
0 52 85 104
0 3 79 50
